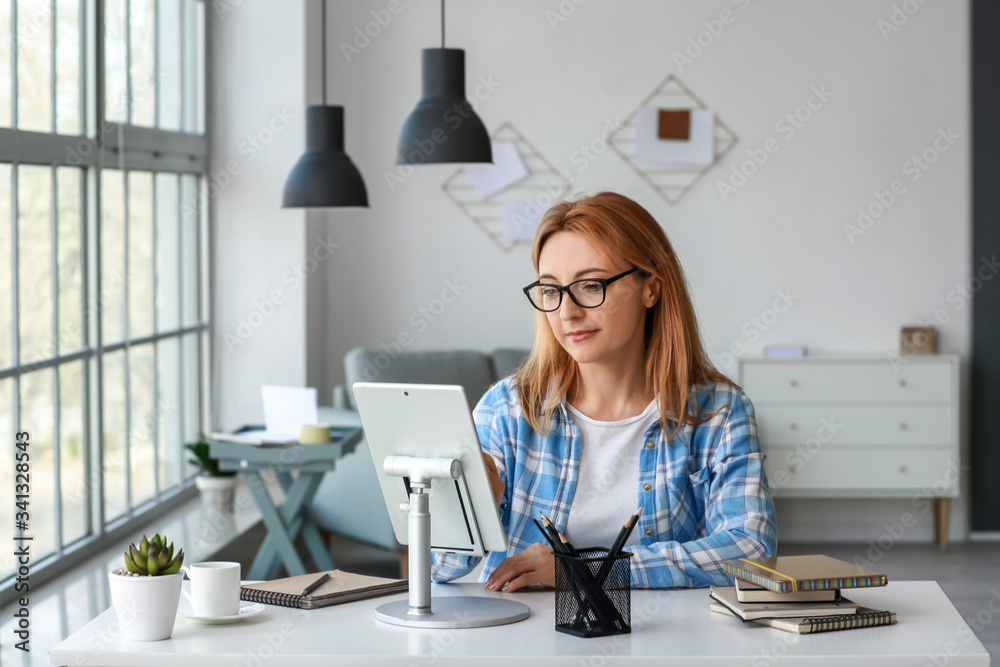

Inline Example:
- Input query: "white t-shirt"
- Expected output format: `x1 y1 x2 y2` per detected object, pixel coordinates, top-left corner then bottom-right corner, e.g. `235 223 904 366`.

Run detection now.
563 398 659 550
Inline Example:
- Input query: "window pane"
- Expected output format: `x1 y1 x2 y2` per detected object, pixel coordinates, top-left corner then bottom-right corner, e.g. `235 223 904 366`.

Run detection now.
180 0 203 134
157 0 181 131
101 169 125 344
129 0 155 127
105 0 127 123
180 174 198 325
57 166 83 352
156 173 179 331
20 368 57 560
55 0 81 135
157 336 181 489
130 344 156 505
102 350 127 520
17 0 53 132
128 171 153 338
0 379 13 580
0 164 11 368
60 359 87 545
0 2 11 128
182 332 199 451
18 165 53 365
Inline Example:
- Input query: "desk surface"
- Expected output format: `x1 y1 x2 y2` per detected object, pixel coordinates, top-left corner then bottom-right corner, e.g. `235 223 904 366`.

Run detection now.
49 581 990 667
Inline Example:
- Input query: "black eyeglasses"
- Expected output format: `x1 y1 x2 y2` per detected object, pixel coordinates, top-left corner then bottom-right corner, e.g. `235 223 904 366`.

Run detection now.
522 267 640 312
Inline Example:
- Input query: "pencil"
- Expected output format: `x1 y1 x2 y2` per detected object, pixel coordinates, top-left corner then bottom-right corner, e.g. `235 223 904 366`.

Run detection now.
300 571 331 597
595 506 643 585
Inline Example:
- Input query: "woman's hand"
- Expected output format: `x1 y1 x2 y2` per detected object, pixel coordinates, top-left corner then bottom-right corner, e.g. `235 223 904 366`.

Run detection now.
482 452 504 507
484 543 554 592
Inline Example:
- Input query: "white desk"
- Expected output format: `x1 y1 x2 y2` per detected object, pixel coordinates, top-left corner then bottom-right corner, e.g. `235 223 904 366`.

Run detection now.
49 581 991 666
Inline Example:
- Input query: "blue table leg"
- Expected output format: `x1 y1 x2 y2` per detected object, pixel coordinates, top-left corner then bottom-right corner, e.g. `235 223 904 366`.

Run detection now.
247 471 332 580
245 471 309 580
275 473 335 573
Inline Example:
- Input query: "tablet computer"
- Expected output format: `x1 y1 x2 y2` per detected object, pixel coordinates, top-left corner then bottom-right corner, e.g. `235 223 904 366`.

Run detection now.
352 382 507 557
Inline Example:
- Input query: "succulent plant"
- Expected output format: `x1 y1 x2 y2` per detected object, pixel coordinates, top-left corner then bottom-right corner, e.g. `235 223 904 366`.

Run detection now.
123 533 184 576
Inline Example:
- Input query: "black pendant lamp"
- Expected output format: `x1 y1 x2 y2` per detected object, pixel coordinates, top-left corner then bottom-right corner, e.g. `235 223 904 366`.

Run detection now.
397 0 492 165
283 0 368 208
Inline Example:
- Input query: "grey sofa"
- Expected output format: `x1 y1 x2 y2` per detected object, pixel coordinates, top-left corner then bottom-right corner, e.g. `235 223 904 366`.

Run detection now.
310 347 528 567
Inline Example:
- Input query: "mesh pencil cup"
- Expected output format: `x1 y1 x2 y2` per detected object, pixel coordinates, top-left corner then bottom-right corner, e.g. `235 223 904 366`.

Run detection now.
553 548 632 638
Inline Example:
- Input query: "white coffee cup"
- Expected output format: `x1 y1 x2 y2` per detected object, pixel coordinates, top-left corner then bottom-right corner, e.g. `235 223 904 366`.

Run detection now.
181 561 241 618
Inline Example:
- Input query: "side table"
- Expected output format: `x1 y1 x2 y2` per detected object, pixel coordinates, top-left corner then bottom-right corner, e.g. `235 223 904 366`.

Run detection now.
209 426 362 580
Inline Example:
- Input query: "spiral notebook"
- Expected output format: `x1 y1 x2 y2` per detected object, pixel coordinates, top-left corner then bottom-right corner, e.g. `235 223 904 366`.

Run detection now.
710 601 897 634
240 570 408 610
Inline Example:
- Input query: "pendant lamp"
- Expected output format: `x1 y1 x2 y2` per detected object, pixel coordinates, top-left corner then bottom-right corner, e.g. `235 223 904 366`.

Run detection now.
283 0 369 208
397 0 492 165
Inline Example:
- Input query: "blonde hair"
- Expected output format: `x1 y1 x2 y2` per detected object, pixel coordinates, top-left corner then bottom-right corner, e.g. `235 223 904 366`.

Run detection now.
514 192 730 439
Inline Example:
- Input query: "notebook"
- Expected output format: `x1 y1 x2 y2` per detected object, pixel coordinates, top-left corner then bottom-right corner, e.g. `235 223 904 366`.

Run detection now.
709 586 859 621
711 601 897 634
735 577 841 603
240 570 408 610
721 555 887 593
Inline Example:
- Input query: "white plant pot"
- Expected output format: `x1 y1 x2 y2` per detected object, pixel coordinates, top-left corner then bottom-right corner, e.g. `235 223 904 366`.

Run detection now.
107 571 183 641
195 474 238 513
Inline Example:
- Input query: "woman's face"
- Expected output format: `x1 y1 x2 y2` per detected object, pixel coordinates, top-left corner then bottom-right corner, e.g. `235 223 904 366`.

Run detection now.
536 230 660 368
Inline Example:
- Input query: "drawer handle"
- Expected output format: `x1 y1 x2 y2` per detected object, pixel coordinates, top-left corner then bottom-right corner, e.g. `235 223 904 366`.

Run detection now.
899 379 907 387
789 422 798 430
899 465 908 474
790 463 802 473
789 379 798 387
899 422 907 430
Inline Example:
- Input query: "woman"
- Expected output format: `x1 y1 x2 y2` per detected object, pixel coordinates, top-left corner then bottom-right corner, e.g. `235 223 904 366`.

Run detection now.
432 192 776 590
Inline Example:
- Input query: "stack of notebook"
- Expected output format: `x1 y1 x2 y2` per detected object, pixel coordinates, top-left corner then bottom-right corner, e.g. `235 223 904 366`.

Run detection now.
710 555 896 634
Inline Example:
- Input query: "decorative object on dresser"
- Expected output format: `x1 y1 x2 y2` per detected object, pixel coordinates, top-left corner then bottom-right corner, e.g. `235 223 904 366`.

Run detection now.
738 356 960 552
900 326 938 355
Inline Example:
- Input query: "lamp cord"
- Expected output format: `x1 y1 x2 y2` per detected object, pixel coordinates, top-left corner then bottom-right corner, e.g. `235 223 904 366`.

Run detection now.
441 0 445 48
321 0 327 105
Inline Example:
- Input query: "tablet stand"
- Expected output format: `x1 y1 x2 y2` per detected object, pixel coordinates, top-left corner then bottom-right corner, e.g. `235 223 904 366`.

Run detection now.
373 455 530 629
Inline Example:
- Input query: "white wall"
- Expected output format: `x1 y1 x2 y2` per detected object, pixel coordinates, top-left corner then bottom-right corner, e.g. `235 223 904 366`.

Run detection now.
215 1 972 542
210 1 309 429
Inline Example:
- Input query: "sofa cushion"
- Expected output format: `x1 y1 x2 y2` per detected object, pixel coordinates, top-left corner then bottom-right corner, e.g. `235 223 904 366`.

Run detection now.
490 348 529 381
344 348 497 409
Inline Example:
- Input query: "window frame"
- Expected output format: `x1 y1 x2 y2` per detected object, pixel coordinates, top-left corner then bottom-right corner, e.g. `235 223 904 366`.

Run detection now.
0 0 211 603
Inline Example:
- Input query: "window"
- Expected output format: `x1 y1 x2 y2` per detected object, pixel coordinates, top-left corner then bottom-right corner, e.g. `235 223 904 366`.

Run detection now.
0 0 208 595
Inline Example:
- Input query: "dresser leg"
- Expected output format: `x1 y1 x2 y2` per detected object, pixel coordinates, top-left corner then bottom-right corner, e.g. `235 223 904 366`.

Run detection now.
933 497 950 553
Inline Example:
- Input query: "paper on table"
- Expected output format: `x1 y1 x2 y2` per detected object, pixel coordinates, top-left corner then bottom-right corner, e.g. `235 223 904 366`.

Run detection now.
464 142 529 200
502 200 547 242
238 385 318 443
635 107 714 165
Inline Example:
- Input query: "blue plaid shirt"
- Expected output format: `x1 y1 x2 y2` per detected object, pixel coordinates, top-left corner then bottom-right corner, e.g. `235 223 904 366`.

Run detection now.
431 377 777 588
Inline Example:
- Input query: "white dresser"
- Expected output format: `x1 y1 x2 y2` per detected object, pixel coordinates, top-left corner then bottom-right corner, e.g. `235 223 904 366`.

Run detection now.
738 355 960 550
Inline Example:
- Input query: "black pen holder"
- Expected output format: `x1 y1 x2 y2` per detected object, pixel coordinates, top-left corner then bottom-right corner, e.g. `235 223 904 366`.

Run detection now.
554 548 632 638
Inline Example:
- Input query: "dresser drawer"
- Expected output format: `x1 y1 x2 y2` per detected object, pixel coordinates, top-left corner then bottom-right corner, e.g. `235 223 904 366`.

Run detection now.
754 405 953 447
763 447 957 496
742 360 952 404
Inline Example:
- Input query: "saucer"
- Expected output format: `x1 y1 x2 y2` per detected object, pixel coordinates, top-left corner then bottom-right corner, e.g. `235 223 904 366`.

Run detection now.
180 603 264 625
